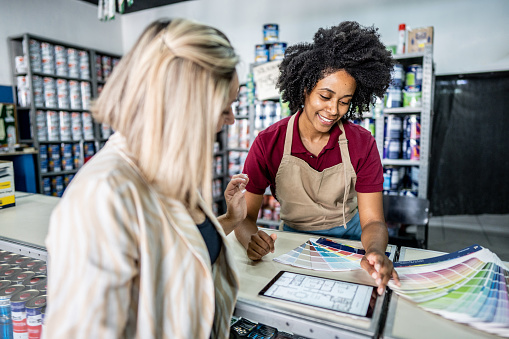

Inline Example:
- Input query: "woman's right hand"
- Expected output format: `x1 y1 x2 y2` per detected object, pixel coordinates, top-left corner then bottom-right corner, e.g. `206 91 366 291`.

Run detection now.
246 229 278 260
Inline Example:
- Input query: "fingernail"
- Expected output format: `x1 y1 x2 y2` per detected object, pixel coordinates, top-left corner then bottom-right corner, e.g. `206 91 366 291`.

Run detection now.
241 189 246 193
376 279 381 285
375 264 381 272
371 272 377 279
378 287 383 295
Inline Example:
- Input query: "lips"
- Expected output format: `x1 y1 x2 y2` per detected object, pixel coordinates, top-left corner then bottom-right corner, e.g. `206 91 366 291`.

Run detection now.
317 113 335 125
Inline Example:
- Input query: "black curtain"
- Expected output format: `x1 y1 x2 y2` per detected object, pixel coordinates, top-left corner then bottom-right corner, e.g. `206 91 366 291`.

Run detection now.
429 72 509 216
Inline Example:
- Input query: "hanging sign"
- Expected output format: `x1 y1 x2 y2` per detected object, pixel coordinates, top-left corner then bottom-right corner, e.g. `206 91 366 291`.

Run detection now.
253 60 282 100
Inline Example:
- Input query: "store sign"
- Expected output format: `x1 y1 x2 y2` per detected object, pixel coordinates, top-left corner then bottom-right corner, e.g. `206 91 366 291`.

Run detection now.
253 60 282 100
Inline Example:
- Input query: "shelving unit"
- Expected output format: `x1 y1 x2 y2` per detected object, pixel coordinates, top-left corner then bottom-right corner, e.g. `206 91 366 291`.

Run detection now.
375 44 434 199
8 33 121 196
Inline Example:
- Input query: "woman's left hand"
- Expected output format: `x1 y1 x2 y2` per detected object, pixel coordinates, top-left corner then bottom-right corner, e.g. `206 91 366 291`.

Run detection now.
224 174 249 224
361 250 400 295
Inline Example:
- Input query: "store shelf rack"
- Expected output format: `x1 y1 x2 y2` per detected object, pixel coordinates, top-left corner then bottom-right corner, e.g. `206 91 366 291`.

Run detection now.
375 44 435 199
8 33 121 195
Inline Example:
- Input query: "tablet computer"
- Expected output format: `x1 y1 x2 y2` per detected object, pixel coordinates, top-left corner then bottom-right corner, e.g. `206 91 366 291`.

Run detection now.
258 271 378 318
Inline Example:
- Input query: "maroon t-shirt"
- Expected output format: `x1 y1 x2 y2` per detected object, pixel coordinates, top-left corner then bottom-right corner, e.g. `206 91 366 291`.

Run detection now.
243 111 383 197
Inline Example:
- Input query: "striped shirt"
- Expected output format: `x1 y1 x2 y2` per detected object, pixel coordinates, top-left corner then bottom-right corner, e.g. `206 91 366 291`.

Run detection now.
44 133 239 339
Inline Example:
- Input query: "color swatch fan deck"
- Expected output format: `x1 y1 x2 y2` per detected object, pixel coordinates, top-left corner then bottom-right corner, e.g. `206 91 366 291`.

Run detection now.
389 245 509 337
273 238 374 271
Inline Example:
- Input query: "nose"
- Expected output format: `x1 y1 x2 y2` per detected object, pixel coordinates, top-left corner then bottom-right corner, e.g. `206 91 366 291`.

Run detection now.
328 100 338 116
223 107 235 126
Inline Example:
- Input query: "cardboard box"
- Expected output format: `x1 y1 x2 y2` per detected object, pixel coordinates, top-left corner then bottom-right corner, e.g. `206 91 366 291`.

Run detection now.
0 161 15 209
407 26 434 53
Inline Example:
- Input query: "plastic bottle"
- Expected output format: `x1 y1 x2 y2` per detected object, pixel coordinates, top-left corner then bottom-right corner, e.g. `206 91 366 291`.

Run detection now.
397 23 406 54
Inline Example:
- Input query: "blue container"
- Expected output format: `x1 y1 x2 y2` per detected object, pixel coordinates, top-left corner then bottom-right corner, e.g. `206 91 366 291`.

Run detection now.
263 24 279 43
385 86 402 108
254 44 269 63
43 178 51 196
403 115 421 139
405 64 423 86
402 138 420 160
269 42 287 61
383 139 401 159
384 115 402 139
391 63 405 88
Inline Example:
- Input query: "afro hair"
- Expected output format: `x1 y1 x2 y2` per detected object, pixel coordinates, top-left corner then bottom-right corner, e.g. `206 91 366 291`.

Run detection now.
276 21 393 120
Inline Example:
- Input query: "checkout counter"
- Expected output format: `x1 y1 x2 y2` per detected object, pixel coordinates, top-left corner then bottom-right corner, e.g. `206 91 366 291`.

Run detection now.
0 192 506 338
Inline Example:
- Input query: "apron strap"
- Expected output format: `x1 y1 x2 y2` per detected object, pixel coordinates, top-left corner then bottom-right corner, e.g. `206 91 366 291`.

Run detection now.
338 121 350 229
283 114 297 155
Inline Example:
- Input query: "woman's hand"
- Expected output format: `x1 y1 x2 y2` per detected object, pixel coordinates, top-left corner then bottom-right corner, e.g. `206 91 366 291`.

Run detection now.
360 250 400 295
224 174 249 224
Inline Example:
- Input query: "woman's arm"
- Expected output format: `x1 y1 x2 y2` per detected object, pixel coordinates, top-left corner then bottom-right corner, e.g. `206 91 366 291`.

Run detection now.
218 174 249 235
357 191 400 294
234 191 277 260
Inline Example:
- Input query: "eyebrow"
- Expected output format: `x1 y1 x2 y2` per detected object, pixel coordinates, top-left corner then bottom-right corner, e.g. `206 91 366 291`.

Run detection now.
318 88 354 98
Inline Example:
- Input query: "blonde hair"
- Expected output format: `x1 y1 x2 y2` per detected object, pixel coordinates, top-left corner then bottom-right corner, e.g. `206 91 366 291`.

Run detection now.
92 18 239 209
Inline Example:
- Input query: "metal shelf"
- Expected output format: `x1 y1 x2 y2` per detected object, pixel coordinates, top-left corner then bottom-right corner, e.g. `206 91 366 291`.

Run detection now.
382 159 420 166
8 33 121 194
383 107 422 114
375 44 434 199
41 169 78 177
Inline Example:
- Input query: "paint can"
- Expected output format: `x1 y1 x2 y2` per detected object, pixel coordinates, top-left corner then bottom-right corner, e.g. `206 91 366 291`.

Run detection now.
263 24 279 43
25 295 46 339
403 115 420 139
59 112 71 141
11 289 39 339
383 139 401 159
405 64 423 87
384 86 402 108
391 63 405 88
269 42 287 61
254 44 269 63
403 86 422 108
384 115 402 139
402 138 420 160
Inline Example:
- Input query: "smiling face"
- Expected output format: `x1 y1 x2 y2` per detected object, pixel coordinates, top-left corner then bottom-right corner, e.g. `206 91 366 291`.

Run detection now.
301 69 357 134
216 72 240 133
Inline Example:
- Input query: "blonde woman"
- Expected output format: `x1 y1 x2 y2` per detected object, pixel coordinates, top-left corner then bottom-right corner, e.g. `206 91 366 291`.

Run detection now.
44 19 246 338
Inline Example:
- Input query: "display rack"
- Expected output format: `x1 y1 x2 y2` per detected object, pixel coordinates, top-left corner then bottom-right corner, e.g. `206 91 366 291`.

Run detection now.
375 44 434 199
8 33 121 196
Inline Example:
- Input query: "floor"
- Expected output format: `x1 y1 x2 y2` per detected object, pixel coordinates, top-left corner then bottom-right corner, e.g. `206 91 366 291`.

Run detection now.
427 214 509 262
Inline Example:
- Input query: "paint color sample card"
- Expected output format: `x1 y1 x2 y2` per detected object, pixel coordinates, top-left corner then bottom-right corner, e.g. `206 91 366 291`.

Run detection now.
389 245 509 337
273 238 365 271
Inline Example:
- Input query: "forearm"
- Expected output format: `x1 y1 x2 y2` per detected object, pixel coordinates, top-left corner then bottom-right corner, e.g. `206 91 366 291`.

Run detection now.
361 221 389 254
234 215 259 249
217 212 240 235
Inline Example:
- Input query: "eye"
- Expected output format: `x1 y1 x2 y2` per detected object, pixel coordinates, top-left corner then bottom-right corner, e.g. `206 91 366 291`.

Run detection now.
339 101 350 106
319 94 330 100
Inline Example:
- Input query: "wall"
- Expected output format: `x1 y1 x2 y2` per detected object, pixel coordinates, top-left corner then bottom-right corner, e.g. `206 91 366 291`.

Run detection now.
0 0 123 86
120 0 509 83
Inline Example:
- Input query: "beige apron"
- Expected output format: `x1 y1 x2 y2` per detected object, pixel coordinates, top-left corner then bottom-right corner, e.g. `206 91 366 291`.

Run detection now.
275 114 358 231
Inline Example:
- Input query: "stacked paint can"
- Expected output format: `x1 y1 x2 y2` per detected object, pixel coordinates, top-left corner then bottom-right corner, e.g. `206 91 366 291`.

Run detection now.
402 115 420 160
254 24 287 63
403 64 422 107
383 115 402 159
383 166 419 196
385 63 404 108
0 250 47 339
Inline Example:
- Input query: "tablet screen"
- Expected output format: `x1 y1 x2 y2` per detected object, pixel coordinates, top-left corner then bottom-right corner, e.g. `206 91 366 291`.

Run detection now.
258 271 377 318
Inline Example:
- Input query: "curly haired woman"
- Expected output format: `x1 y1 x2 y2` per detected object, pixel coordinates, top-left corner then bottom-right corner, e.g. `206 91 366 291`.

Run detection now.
235 21 400 294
